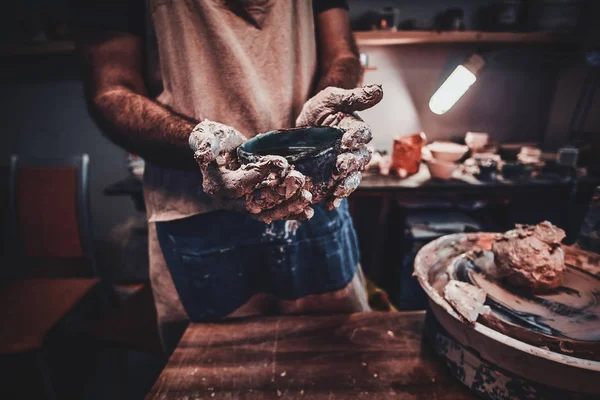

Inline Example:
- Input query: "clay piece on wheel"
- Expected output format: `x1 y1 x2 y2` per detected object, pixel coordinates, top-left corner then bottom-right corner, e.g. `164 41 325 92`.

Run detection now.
443 280 490 323
492 221 566 292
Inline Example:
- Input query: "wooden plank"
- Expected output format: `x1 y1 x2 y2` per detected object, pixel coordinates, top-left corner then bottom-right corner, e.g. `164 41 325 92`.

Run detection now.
0 278 100 353
354 30 579 46
146 311 475 399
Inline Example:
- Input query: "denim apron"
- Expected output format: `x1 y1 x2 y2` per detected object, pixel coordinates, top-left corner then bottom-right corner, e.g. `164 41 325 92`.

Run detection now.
156 200 360 321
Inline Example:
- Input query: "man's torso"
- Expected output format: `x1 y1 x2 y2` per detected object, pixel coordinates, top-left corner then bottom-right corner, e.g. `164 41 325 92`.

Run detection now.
143 0 318 222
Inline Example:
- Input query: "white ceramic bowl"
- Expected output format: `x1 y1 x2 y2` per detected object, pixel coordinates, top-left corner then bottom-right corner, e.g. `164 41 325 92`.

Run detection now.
428 141 469 162
465 132 489 151
426 158 458 180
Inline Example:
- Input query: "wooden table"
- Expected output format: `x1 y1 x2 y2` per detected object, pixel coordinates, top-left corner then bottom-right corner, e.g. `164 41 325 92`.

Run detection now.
146 311 475 399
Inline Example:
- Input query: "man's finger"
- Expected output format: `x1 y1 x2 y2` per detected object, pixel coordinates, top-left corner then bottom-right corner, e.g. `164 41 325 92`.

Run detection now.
334 146 371 178
190 119 246 161
296 85 383 127
325 197 344 211
326 84 384 113
338 118 372 150
333 172 362 198
288 207 315 221
210 155 289 198
244 170 306 212
321 112 344 126
253 189 313 224
323 172 363 211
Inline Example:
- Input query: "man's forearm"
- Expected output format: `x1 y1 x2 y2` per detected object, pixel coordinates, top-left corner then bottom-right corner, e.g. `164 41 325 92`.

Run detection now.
90 87 197 169
316 55 364 92
82 32 197 170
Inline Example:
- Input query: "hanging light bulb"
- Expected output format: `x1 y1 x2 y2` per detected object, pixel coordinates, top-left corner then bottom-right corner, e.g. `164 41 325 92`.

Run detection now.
429 54 485 115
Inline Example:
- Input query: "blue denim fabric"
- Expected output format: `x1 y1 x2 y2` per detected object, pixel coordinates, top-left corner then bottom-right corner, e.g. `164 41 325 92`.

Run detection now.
156 200 359 321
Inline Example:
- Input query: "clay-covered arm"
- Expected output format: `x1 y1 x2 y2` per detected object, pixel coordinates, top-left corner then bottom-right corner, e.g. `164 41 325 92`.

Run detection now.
80 32 197 169
314 7 363 92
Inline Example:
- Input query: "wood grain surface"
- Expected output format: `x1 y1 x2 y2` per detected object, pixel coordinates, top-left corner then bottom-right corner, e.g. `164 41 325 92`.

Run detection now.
147 311 475 399
0 278 100 353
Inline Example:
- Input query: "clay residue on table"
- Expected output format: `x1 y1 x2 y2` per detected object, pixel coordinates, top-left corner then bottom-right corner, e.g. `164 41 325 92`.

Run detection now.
443 280 490 323
492 221 566 292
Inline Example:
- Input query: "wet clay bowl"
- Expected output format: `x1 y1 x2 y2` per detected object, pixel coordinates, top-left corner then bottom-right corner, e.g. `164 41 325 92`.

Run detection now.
414 233 600 398
238 127 344 200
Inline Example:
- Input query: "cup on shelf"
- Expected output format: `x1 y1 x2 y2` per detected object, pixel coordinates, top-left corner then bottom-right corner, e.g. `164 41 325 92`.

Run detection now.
391 132 427 178
427 141 469 162
465 132 489 153
517 146 542 165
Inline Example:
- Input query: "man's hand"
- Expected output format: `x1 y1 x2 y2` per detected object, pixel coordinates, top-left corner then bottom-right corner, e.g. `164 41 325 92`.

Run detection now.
296 85 383 209
189 120 314 224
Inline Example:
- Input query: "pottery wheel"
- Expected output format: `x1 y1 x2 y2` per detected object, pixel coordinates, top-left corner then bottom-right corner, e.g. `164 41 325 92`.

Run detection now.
414 233 600 397
445 243 600 361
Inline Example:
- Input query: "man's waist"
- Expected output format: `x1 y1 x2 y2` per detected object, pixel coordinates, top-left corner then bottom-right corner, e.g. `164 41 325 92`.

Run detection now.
143 163 221 222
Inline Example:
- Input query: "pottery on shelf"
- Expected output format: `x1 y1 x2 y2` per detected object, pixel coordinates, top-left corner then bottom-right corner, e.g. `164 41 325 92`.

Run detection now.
465 132 489 152
391 132 427 178
427 141 469 162
426 158 458 180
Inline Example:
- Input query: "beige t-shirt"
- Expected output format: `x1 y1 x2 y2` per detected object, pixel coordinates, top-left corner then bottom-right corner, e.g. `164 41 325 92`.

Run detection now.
143 0 318 222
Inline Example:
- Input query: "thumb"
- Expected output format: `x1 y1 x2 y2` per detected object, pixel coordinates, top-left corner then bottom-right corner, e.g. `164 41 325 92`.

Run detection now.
327 84 384 113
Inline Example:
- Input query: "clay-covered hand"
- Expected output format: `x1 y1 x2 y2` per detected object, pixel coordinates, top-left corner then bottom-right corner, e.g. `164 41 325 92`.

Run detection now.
189 120 313 223
296 85 383 209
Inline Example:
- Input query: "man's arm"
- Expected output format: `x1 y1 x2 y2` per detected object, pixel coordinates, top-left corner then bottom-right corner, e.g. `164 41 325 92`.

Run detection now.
81 32 197 169
314 7 363 91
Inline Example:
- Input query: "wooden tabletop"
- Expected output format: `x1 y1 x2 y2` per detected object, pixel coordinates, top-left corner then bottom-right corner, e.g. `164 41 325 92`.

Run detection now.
146 311 475 399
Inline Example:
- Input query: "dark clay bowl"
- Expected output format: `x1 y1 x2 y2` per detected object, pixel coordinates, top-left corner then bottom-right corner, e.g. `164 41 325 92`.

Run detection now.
238 127 344 199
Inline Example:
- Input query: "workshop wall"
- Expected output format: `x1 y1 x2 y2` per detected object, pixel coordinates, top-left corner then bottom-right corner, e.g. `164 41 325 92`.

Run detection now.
358 44 593 152
348 0 600 152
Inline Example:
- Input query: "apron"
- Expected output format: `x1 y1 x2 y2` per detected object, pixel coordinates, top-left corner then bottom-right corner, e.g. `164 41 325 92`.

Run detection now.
142 0 369 352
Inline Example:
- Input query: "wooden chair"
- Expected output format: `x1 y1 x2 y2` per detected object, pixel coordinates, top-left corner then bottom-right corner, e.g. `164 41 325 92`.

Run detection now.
1 154 101 399
5 154 97 278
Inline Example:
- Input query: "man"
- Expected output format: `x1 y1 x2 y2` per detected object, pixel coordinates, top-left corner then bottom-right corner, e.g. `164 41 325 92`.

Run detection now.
81 0 383 354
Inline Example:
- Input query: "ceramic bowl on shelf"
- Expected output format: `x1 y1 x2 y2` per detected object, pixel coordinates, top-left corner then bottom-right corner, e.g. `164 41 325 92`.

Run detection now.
465 132 489 152
428 141 469 162
426 158 458 180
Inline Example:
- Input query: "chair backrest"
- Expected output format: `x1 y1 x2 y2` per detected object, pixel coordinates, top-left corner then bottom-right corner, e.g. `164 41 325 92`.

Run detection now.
7 154 96 276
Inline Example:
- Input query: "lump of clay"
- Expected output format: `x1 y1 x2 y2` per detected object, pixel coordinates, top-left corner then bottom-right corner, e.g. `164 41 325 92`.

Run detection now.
492 221 566 292
443 280 490 323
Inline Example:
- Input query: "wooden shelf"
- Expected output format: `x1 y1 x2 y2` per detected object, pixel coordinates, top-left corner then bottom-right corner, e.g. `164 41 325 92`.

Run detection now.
354 30 580 46
0 31 577 55
0 32 577 56
0 40 76 57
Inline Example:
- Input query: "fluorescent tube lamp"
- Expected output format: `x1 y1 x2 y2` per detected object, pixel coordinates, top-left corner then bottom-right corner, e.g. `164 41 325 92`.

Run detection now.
429 54 485 115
